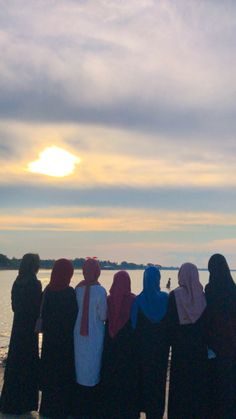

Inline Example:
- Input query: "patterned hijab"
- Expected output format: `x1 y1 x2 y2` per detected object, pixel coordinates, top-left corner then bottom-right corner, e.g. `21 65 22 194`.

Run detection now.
77 258 101 336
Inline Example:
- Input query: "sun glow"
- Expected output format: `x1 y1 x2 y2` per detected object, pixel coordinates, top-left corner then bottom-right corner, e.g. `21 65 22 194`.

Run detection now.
28 146 80 177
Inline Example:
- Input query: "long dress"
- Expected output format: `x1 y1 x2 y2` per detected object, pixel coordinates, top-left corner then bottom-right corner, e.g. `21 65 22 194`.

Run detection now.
166 292 208 419
74 284 107 416
40 287 78 418
101 320 139 419
204 253 236 419
0 275 42 414
205 301 236 418
133 310 169 419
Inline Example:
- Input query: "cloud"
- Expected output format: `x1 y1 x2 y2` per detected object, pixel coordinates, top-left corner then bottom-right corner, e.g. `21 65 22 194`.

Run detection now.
0 182 236 214
0 1 236 133
1 206 236 232
0 1 236 265
0 120 236 189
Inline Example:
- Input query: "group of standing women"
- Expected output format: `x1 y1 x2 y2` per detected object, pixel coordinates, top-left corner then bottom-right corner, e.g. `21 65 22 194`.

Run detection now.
0 253 236 419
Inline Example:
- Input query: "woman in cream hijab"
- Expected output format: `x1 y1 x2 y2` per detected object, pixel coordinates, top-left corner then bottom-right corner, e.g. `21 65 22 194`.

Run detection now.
167 262 207 419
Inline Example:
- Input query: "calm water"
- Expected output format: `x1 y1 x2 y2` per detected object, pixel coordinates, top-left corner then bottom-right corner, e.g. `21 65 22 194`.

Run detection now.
0 268 229 359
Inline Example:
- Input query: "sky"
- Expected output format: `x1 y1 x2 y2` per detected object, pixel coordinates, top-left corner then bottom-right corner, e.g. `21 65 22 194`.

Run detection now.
1 0 236 267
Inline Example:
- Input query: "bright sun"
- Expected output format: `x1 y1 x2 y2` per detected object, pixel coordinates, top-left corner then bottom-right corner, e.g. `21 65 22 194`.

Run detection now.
28 146 80 177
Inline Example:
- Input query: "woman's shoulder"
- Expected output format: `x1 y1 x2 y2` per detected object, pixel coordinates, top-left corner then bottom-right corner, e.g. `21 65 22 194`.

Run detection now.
94 284 107 296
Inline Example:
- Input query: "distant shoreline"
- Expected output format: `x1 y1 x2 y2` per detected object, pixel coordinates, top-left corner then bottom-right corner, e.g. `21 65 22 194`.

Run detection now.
0 254 177 271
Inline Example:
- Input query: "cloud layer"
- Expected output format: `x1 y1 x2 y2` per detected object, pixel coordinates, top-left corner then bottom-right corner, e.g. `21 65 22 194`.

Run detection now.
1 1 236 265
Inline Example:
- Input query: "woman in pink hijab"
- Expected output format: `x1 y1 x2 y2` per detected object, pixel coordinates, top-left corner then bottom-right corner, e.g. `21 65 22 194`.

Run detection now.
73 258 107 417
166 262 208 419
101 271 138 418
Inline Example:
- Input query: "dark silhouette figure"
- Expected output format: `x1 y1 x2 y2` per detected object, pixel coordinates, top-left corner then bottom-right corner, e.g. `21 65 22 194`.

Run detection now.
166 278 171 289
205 253 236 419
131 266 169 419
166 263 208 419
0 253 42 415
40 259 78 419
101 271 138 419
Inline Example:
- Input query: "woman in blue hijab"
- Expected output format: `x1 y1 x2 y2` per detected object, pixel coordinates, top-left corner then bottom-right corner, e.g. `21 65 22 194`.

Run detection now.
131 266 169 419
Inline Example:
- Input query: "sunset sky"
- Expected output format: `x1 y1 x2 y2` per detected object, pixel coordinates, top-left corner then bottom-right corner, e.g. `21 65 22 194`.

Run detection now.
1 0 236 267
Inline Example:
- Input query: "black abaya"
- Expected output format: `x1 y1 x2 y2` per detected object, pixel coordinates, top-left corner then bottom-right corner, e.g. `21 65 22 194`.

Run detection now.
205 288 236 418
166 292 208 419
101 320 138 419
133 310 169 419
40 287 78 419
0 275 42 414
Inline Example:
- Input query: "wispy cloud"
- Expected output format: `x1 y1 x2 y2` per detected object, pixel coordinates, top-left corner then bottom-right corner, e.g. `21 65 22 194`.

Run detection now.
1 206 236 232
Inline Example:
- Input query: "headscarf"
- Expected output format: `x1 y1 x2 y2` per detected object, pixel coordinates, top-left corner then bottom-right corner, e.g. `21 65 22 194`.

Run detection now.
15 253 40 285
131 266 168 329
77 258 101 336
107 270 136 338
174 263 206 325
205 254 236 314
48 258 74 291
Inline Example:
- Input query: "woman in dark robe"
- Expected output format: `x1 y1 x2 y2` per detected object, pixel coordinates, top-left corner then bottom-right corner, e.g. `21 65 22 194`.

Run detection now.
40 258 78 419
166 262 208 419
205 254 236 419
0 253 42 415
101 270 137 419
131 266 169 419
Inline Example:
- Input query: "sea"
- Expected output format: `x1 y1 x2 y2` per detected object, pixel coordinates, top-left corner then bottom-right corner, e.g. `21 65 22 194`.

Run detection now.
1 268 233 362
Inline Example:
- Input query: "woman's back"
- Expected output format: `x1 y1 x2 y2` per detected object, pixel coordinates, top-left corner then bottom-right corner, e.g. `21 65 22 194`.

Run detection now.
74 284 107 386
0 253 42 415
41 287 77 385
166 265 208 419
101 270 137 419
167 292 207 360
205 254 236 419
40 258 77 419
75 285 107 335
131 266 169 419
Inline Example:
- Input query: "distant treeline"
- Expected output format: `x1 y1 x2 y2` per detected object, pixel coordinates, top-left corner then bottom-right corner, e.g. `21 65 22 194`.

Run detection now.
0 253 178 271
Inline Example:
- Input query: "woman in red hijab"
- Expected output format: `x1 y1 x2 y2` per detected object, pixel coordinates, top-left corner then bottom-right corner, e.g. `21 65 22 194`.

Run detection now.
40 259 78 419
101 271 138 419
74 258 107 417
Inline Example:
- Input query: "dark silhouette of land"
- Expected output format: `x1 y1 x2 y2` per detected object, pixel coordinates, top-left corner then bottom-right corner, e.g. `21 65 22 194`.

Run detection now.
0 253 179 271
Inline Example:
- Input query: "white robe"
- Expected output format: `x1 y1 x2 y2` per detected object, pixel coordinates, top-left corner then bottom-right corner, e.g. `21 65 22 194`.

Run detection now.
74 284 107 387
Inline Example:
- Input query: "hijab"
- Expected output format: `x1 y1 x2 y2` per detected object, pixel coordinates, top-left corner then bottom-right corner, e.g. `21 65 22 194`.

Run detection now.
107 270 135 338
174 262 206 325
131 266 168 329
15 253 40 285
48 258 74 291
205 254 236 314
77 258 101 336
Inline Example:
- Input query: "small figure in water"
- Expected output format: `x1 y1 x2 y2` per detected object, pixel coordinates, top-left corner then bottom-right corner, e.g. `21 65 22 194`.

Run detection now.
166 278 171 290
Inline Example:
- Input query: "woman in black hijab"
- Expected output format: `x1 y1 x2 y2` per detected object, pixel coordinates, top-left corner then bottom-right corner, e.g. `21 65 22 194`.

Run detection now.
0 253 42 415
205 254 236 419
